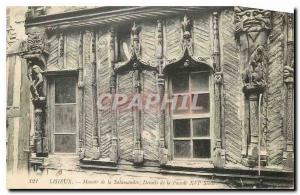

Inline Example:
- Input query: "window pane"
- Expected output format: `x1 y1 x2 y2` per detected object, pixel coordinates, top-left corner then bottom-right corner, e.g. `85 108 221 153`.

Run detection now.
173 119 190 138
174 140 191 158
55 105 76 133
172 73 189 93
55 134 76 153
193 118 210 137
173 94 190 114
191 72 209 92
193 139 210 158
191 93 210 114
55 77 76 103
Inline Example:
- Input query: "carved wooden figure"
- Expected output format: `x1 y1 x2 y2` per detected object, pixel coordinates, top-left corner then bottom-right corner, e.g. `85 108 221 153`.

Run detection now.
234 6 271 167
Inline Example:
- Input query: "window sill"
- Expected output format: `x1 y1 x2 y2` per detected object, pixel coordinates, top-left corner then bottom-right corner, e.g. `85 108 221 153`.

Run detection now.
165 160 214 169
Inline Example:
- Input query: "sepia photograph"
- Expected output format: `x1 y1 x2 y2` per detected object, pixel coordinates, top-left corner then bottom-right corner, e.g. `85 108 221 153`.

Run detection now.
5 4 295 189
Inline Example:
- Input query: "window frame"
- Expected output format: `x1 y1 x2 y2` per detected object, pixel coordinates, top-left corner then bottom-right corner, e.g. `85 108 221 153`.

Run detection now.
168 70 213 161
48 75 78 154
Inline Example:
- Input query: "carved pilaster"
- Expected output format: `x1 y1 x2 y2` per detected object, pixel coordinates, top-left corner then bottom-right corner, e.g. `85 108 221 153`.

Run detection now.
156 20 168 165
182 14 193 54
234 7 271 167
212 12 225 168
109 27 118 163
78 31 85 159
283 13 294 170
91 31 100 160
132 62 144 164
20 29 49 158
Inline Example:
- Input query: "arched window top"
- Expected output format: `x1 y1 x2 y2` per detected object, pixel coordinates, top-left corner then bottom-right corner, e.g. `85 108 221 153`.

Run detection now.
163 49 214 74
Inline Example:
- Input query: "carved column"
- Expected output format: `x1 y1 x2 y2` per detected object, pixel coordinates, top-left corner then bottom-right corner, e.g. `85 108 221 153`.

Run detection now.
156 19 168 165
131 22 144 164
234 7 271 167
283 13 294 170
78 31 85 159
109 27 118 163
212 12 225 168
21 30 49 158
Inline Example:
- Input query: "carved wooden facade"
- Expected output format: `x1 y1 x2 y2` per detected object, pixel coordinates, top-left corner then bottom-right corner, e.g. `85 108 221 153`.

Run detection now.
20 6 294 180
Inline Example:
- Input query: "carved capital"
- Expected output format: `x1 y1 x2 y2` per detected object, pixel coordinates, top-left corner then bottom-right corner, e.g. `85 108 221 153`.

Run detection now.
214 72 223 84
283 65 294 84
234 7 271 36
21 30 49 67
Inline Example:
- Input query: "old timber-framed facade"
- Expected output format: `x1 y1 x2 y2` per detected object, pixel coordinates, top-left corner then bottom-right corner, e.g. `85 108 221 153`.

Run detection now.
7 6 294 188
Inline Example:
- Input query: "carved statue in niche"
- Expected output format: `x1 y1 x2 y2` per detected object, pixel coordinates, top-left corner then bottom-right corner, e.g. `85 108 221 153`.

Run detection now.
27 60 45 102
234 7 271 167
242 45 266 93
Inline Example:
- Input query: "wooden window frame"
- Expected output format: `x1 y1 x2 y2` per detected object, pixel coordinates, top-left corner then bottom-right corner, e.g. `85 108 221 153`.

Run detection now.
48 75 78 154
169 70 213 161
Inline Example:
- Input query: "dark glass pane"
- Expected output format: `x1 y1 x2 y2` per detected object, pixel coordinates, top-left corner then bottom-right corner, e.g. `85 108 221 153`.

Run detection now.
173 94 190 114
173 119 190 138
174 140 191 158
55 77 76 103
191 72 209 92
193 118 210 137
55 134 76 153
191 93 210 114
55 105 76 133
172 73 189 94
193 139 210 158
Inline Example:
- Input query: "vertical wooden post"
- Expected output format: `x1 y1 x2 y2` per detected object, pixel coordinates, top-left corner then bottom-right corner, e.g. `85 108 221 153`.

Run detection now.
283 13 294 170
156 19 168 165
109 27 118 163
91 30 100 160
212 12 225 168
132 62 144 164
78 31 85 159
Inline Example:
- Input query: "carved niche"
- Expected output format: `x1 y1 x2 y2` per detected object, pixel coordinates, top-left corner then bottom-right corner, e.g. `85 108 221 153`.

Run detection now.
234 7 271 167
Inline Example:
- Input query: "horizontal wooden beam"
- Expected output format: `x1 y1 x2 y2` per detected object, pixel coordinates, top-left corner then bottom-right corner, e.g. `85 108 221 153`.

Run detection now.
25 6 227 30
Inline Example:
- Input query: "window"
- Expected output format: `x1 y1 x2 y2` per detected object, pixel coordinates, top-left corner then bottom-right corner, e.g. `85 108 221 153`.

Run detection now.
50 76 77 153
171 71 211 159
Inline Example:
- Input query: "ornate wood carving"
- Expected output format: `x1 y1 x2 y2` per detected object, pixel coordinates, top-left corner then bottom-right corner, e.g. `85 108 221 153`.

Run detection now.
156 19 168 165
91 31 100 160
131 22 141 57
212 12 225 168
78 31 85 159
283 13 294 170
20 30 49 157
132 62 144 164
182 14 193 55
234 7 271 167
109 26 118 163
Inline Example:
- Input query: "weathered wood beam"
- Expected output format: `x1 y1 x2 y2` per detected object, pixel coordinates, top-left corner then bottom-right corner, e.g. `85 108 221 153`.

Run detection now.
283 13 294 170
212 11 225 168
